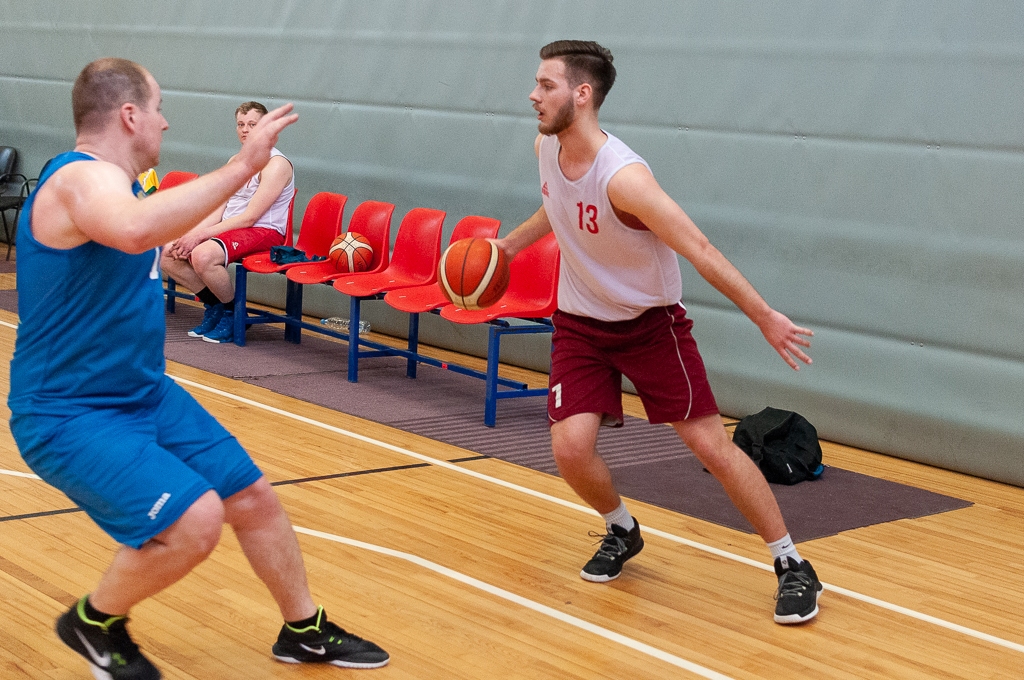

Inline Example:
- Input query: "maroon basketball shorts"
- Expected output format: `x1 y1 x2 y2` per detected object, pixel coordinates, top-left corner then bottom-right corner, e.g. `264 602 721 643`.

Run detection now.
211 227 285 265
548 304 720 426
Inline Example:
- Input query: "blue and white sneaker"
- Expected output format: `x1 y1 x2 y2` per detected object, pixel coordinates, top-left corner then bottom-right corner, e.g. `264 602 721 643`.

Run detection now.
188 303 224 338
202 310 235 344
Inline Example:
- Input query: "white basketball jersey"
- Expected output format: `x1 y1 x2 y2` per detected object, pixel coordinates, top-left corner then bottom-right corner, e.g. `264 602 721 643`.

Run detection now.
222 148 294 235
539 132 682 321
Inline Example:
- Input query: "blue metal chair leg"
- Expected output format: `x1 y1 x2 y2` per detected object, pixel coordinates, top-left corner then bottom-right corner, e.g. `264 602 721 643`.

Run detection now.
284 279 303 344
484 325 502 427
346 296 361 382
233 266 248 347
406 312 420 378
165 275 176 312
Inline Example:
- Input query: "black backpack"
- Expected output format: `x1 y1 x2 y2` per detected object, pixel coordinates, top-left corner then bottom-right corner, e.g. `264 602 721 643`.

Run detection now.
732 407 824 485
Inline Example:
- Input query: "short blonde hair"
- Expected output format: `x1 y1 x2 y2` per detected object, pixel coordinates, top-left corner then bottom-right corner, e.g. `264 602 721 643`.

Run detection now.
235 101 268 118
72 58 152 133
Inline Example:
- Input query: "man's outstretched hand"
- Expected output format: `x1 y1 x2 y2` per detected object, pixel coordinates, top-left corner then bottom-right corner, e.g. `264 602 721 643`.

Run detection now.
759 309 813 370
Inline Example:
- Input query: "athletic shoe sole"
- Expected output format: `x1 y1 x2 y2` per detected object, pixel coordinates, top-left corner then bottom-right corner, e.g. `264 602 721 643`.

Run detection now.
273 653 390 669
580 570 621 583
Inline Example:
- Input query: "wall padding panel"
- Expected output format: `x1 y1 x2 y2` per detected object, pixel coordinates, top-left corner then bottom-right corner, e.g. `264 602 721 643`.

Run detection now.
2 1 1023 484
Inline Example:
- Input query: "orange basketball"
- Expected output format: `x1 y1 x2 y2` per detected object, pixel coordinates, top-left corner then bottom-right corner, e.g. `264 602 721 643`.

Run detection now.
329 232 374 273
438 238 510 310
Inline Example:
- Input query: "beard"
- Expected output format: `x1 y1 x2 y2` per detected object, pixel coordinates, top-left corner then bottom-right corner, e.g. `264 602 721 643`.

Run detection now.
538 97 575 135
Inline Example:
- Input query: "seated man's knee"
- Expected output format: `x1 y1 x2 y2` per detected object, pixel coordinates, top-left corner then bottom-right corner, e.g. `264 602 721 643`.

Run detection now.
161 249 186 275
190 241 227 275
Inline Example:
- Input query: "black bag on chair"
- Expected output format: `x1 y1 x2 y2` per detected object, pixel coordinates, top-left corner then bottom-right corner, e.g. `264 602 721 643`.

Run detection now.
732 407 824 485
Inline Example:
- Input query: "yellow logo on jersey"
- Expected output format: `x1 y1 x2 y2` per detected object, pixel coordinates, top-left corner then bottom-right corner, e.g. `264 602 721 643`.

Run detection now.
136 168 159 197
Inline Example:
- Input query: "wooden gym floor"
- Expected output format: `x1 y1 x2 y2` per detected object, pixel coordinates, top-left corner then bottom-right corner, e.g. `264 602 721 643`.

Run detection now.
1 264 1023 679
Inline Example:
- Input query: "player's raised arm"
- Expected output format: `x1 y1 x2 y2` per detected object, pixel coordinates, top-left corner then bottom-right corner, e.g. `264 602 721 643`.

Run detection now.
69 104 298 254
607 163 813 370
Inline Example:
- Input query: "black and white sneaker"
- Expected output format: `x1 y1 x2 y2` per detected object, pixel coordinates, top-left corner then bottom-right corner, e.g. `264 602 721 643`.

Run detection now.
55 597 161 679
773 556 823 624
272 606 389 669
580 520 644 583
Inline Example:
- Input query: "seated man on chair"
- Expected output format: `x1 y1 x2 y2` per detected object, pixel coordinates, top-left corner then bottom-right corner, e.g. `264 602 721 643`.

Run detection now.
162 100 294 343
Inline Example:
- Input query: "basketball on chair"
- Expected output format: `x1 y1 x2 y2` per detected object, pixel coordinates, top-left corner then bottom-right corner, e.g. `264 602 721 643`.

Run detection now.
438 238 510 310
329 232 374 273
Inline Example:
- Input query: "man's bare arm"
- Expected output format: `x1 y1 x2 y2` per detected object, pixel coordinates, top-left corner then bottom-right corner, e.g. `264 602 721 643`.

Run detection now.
170 155 293 259
43 104 297 254
492 134 553 259
493 205 553 260
608 163 813 370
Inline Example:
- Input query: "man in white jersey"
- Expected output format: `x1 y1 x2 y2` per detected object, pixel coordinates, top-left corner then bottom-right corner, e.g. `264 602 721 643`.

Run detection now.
162 101 294 344
495 40 823 624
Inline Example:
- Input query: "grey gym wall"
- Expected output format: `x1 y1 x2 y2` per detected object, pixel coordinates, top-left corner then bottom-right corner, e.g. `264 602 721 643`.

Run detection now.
2 2 1023 485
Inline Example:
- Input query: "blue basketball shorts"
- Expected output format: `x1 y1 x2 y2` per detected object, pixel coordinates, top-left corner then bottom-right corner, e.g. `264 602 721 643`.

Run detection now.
11 379 263 549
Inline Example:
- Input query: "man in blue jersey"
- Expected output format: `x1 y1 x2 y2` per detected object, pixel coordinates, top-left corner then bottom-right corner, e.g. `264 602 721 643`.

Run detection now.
8 58 388 679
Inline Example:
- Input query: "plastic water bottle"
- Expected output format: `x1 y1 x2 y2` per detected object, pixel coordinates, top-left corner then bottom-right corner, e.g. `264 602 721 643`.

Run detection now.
320 317 370 334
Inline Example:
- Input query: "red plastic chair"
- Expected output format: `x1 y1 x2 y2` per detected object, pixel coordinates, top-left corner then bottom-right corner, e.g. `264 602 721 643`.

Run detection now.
440 232 560 324
285 200 394 285
281 189 297 247
330 207 446 382
332 207 446 299
440 232 560 426
158 170 198 189
384 215 501 314
242 192 347 274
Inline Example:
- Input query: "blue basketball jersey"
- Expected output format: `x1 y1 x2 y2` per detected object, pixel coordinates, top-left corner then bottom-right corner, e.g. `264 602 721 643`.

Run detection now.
8 151 169 416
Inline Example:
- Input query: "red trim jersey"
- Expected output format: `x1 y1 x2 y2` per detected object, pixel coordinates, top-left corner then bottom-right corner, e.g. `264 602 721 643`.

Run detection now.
539 132 682 321
222 147 294 235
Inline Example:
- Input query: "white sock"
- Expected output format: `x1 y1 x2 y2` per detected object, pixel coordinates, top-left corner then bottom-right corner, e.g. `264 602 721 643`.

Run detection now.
601 501 635 532
767 533 801 564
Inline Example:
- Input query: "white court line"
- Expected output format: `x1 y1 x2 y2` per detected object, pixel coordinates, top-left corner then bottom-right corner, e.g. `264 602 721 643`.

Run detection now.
295 526 733 680
0 322 39 482
0 471 40 481
0 318 1019 656
166 375 1024 655
0 469 41 479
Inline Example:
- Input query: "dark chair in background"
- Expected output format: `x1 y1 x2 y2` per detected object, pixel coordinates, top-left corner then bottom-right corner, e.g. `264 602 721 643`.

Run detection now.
0 146 36 260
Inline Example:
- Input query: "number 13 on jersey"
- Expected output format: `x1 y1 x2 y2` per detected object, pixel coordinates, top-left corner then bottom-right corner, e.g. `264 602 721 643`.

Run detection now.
577 202 599 233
